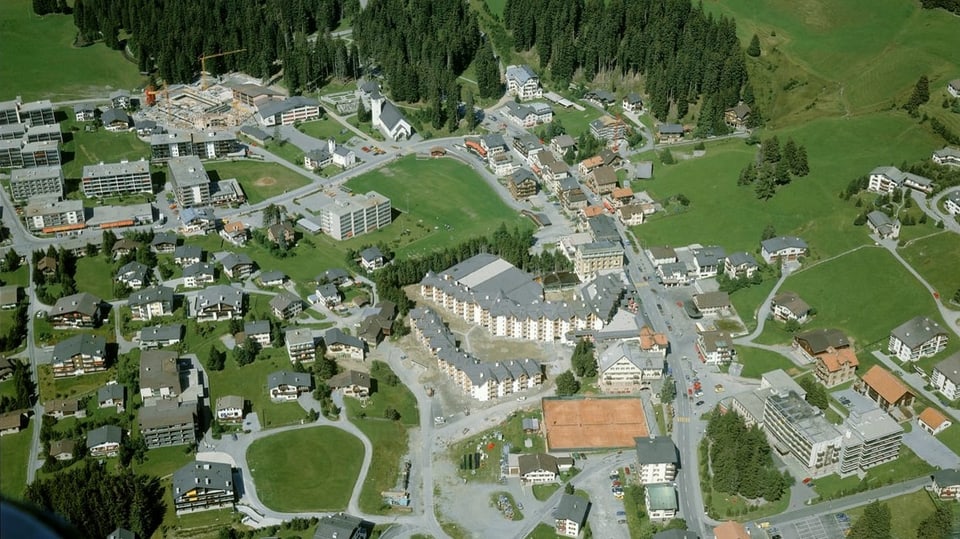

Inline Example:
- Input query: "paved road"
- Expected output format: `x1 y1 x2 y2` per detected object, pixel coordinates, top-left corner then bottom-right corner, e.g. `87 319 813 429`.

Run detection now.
765 476 929 527
912 186 960 234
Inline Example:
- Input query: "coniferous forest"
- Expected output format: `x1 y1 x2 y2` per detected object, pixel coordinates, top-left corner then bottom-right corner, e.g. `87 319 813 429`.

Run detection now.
503 0 754 132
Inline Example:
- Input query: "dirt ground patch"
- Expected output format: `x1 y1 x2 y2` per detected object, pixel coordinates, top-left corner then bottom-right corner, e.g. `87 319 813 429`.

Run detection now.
255 176 277 186
542 396 648 451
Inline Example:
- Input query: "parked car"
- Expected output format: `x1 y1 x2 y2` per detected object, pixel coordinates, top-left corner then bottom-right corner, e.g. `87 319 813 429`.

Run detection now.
696 400 705 406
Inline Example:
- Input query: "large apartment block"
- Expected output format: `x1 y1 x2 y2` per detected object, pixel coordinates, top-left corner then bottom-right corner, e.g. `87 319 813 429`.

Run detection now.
0 98 55 126
168 156 211 207
150 131 238 162
24 198 85 233
0 139 61 168
9 165 64 202
82 159 152 198
573 241 624 281
317 191 392 240
138 400 197 449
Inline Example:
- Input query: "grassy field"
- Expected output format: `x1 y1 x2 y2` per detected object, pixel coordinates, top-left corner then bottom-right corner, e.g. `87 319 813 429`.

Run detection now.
39 364 115 402
262 140 305 169
344 399 411 514
297 119 353 144
844 490 938 539
132 444 196 479
483 0 508 17
736 346 804 379
205 161 312 204
550 105 605 139
812 445 933 501
0 265 30 288
0 1 144 101
58 109 152 182
204 349 310 430
361 366 419 427
779 246 946 349
74 255 118 300
0 422 32 499
900 232 960 310
344 155 530 257
247 427 364 511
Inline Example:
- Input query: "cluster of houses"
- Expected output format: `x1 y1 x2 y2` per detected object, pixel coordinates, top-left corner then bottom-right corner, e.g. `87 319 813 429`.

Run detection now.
647 237 808 289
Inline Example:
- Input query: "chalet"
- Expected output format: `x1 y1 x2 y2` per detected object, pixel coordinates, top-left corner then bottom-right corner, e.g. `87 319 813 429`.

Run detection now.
328 370 372 398
558 178 588 210
37 255 57 276
180 207 217 235
589 116 627 143
242 320 272 348
51 334 107 377
760 236 808 264
598 341 664 392
513 452 562 484
215 395 244 423
507 169 538 200
357 301 397 345
866 211 900 240
220 220 248 245
505 65 543 100
622 93 643 112
172 461 236 513
151 232 178 253
586 166 618 195
315 514 372 539
325 328 366 361
946 191 960 216
0 285 19 309
87 425 122 457
723 252 758 280
358 246 386 272
266 222 296 246
856 365 915 412
49 292 103 328
110 90 132 109
550 134 577 157
258 270 287 287
697 330 736 364
932 469 960 501
269 291 302 320
267 371 313 401
618 204 645 226
316 283 342 306
173 245 202 266
182 262 215 288
101 108 132 132
98 383 126 411
139 323 183 349
657 124 684 143
724 103 751 129
554 494 589 538
584 89 616 108
692 291 731 315
220 253 254 279
74 103 95 122
933 353 960 400
47 398 86 420
192 285 244 322
932 147 960 167
0 411 26 436
771 291 812 323
888 315 949 362
285 328 316 363
116 261 151 289
49 439 76 461
692 246 726 278
868 166 934 195
794 328 850 360
501 101 552 128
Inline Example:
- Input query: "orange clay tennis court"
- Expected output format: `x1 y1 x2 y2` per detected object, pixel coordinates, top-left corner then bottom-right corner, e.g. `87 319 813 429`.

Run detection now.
542 396 649 451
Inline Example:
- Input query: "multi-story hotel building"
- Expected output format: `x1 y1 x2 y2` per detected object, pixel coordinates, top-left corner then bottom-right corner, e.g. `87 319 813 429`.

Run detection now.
82 159 152 198
9 165 63 202
316 191 392 240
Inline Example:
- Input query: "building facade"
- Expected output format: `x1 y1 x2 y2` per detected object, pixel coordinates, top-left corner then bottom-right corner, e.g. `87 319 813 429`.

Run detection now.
81 160 152 198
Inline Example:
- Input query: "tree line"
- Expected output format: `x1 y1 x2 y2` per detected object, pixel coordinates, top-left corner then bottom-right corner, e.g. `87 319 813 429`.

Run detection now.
373 224 573 314
72 0 360 94
502 0 756 133
0 358 34 413
737 136 809 200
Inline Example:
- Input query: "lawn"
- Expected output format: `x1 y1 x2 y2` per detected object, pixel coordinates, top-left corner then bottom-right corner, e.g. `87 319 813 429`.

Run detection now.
344 399 411 514
39 364 115 402
74 255 118 300
0 422 32 499
344 155 530 257
811 445 933 501
844 490 938 539
0 1 144 101
729 278 779 332
550 105 605 138
205 161 312 204
0 265 30 287
484 0 508 17
132 444 196 479
297 118 353 144
526 523 557 539
204 349 311 430
782 246 947 350
632 112 942 261
532 483 559 501
263 140 305 168
361 364 419 427
735 346 804 379
247 427 364 511
900 231 960 310
59 110 152 182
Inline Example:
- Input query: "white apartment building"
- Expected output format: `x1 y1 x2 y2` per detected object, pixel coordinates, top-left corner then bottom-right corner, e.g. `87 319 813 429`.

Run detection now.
316 191 392 240
168 155 211 208
634 436 678 485
10 165 64 202
82 159 152 198
505 65 543 100
888 315 949 362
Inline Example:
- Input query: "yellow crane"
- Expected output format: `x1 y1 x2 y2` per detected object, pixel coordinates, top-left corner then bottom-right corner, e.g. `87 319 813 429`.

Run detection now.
198 49 247 90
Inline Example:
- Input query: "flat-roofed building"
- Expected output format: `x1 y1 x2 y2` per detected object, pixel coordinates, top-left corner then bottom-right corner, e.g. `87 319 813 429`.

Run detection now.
10 165 63 202
139 400 196 449
573 241 623 281
0 98 21 125
19 140 61 168
763 390 843 477
82 159 152 198
255 96 322 126
18 99 55 125
169 155 211 207
316 191 392 240
23 197 84 233
24 123 62 143
285 327 316 363
151 132 194 161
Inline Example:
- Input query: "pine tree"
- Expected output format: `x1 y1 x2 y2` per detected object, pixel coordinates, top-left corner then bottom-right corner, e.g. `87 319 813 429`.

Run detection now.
848 501 891 539
556 371 580 396
755 173 777 200
762 136 781 163
464 90 477 130
738 163 757 185
794 145 809 176
746 34 761 57
474 40 501 99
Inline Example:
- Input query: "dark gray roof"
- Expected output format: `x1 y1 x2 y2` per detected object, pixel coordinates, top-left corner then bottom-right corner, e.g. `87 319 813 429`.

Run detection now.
51 292 101 318
244 320 270 336
694 246 726 268
934 353 960 385
101 108 131 126
328 370 371 389
259 270 287 283
506 64 538 84
933 469 960 487
320 268 350 282
306 148 331 162
196 285 243 309
795 328 849 354
554 494 589 524
726 251 756 267
517 453 559 476
180 206 215 224
587 214 620 243
267 370 313 390
87 424 122 448
106 527 136 539
314 513 369 539
325 328 365 350
138 400 195 429
653 530 698 539
221 253 254 270
891 316 946 348
359 246 384 262
646 484 677 511
269 291 300 313
152 232 177 247
173 245 202 260
624 93 642 104
257 96 320 119
240 125 272 141
117 261 150 282
379 100 407 131
316 283 340 299
183 262 214 278
658 123 683 135
52 334 106 362
761 235 808 253
634 436 678 465
128 285 173 307
140 324 183 342
140 350 180 391
173 461 233 496
441 253 544 306
98 384 125 403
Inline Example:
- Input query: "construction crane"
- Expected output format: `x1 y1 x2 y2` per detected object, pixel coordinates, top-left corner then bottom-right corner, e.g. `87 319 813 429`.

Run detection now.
198 49 247 90
144 83 169 106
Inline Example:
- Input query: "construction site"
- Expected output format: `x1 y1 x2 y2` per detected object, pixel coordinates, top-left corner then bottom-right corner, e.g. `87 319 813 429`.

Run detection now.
140 70 287 131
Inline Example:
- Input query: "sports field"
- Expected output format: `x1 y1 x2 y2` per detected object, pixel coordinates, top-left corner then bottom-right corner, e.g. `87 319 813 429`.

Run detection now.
205 161 311 204
247 426 364 511
542 396 648 451
0 1 144 101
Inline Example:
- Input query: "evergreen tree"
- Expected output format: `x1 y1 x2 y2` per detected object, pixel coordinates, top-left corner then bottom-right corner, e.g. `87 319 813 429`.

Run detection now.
475 40 501 99
848 501 891 539
793 145 809 176
738 163 757 185
746 34 761 57
761 224 776 241
556 371 580 396
916 505 952 539
904 75 931 114
762 136 781 163
207 347 226 371
464 90 477 130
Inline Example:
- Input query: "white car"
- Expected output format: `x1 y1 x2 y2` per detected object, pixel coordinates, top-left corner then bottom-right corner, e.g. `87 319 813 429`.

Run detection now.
516 396 526 401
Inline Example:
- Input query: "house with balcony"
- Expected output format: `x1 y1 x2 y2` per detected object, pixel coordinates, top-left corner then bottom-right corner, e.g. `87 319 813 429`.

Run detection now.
888 315 949 362
505 65 543 100
856 365 915 413
267 371 313 401
634 436 678 485
325 328 366 361
192 285 244 322
87 425 123 458
51 334 107 377
770 291 812 324
760 236 808 264
215 395 244 423
553 494 589 538
932 353 960 401
285 328 316 363
49 292 103 328
128 285 174 321
172 461 236 513
932 469 960 501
